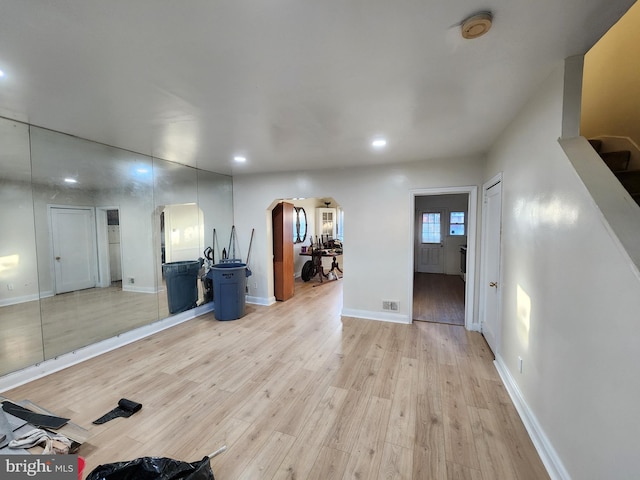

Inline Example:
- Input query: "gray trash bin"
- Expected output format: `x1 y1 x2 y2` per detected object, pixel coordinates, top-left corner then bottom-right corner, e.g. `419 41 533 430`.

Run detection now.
163 260 200 314
211 262 250 320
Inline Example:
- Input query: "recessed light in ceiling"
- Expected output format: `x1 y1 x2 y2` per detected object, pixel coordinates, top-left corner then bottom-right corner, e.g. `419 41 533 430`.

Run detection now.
461 12 493 39
64 178 77 184
0 70 4 78
234 156 247 163
371 138 387 149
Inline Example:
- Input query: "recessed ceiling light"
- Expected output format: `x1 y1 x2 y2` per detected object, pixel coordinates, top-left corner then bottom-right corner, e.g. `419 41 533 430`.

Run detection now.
372 138 387 149
0 70 5 78
234 156 247 163
64 178 77 184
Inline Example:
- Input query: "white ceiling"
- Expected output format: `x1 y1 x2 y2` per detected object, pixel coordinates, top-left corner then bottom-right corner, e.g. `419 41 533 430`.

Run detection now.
0 0 634 176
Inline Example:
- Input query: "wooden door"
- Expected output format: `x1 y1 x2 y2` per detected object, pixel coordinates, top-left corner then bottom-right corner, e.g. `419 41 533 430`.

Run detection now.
273 202 295 301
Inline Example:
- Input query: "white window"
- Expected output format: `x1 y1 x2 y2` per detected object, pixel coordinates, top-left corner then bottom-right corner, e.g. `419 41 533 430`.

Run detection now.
449 211 465 236
421 213 441 243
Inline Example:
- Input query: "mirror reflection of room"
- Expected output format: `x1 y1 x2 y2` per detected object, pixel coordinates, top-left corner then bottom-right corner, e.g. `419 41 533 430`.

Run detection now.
0 117 233 377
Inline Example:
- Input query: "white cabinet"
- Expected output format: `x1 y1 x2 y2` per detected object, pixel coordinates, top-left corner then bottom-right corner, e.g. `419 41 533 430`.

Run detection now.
317 208 336 239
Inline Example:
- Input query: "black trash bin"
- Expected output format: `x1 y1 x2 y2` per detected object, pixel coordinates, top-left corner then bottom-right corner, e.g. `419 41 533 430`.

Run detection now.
163 260 201 314
210 262 250 320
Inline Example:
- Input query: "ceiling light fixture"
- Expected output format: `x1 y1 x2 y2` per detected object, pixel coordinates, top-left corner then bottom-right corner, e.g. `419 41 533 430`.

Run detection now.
64 178 77 184
234 156 247 163
371 138 387 149
0 70 4 77
461 12 493 39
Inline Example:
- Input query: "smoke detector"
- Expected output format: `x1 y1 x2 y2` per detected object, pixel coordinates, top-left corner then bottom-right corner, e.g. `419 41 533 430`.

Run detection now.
461 12 493 39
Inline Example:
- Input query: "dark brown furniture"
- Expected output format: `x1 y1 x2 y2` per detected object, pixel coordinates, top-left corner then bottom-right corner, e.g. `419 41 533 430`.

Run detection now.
272 202 295 301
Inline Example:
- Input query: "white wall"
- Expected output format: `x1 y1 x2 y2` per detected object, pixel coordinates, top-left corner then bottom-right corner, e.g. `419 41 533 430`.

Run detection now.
0 193 39 305
486 61 640 478
233 159 484 321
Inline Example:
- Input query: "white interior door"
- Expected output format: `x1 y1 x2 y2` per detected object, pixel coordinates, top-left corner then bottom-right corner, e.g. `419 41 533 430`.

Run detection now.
416 210 444 273
481 179 502 354
50 206 98 294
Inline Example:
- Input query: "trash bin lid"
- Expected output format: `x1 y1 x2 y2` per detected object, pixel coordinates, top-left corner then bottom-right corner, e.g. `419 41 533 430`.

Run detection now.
213 262 246 269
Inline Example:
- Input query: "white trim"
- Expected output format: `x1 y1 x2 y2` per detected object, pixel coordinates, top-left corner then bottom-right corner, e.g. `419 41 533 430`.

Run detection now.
409 185 478 329
0 303 214 393
122 284 159 294
494 355 570 480
0 293 40 307
246 295 276 306
342 308 411 324
95 207 111 287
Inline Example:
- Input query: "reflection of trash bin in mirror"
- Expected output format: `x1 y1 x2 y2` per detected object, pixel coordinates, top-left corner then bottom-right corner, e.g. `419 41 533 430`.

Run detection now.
162 260 201 314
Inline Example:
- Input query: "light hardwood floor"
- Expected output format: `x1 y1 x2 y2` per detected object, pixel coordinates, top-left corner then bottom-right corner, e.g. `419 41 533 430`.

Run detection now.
2 279 548 479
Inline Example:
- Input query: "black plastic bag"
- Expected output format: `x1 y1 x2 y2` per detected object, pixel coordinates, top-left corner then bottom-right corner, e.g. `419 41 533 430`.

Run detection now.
86 455 214 480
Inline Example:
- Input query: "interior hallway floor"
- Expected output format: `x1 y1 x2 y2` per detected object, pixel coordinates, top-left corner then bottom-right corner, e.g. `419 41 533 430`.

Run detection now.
2 278 548 479
413 272 466 325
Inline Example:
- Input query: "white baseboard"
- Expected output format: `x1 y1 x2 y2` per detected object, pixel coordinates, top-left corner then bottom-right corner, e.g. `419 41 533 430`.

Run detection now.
0 303 214 393
494 355 570 480
246 295 276 306
466 322 482 332
0 293 40 307
122 284 158 294
341 308 411 324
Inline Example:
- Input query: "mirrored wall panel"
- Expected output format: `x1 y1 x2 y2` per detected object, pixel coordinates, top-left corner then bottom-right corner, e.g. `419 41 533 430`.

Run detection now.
0 120 233 376
30 127 158 359
0 119 44 373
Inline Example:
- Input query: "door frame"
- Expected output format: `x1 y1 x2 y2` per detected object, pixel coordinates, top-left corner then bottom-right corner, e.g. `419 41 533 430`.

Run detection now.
409 186 478 329
95 206 122 288
479 173 503 354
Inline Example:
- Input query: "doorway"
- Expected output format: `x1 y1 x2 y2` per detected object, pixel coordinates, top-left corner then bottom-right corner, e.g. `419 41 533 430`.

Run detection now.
96 207 123 289
410 187 477 328
268 196 344 300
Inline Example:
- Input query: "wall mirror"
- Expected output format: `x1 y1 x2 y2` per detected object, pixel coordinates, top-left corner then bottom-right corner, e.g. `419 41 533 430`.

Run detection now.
293 207 307 244
0 120 233 377
30 126 158 359
0 118 44 374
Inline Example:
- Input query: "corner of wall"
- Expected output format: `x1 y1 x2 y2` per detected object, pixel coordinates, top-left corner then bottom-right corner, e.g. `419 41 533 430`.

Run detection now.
561 55 584 139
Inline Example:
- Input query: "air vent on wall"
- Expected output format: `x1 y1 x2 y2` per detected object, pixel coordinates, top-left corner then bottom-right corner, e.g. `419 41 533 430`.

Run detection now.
382 300 399 311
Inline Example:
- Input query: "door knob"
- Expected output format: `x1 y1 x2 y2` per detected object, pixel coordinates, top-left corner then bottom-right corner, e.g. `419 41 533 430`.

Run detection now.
55 256 61 260
489 281 498 288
